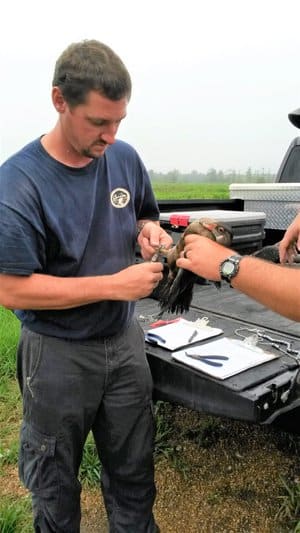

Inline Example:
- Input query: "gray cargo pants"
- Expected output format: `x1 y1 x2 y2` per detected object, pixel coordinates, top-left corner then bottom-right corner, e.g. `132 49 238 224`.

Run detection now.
17 318 158 532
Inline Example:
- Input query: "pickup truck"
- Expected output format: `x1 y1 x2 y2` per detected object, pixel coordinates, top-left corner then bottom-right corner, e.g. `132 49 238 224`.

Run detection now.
276 136 300 184
279 105 300 185
157 133 300 246
138 130 300 434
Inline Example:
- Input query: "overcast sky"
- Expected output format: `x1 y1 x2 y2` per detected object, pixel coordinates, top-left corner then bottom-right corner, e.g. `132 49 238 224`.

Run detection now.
1 0 300 174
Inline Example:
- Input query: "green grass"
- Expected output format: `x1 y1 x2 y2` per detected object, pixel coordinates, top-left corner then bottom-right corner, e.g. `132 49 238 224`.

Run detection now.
0 496 33 533
0 307 20 378
277 477 300 531
0 437 20 466
0 307 22 451
153 401 176 460
0 380 21 466
151 182 229 200
79 433 101 487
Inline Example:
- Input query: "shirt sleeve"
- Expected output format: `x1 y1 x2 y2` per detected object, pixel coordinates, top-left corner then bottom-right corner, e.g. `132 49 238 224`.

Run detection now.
0 205 44 275
0 159 45 275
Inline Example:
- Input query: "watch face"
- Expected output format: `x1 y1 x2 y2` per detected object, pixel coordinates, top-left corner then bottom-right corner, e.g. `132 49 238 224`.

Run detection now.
222 261 235 276
220 255 241 283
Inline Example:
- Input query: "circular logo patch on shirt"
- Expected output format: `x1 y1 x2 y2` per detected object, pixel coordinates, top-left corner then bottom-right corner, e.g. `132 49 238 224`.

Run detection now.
111 188 131 208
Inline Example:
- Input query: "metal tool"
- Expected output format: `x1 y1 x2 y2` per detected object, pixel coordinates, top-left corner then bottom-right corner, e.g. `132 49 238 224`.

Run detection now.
235 327 300 363
151 245 170 262
185 352 229 367
145 332 166 344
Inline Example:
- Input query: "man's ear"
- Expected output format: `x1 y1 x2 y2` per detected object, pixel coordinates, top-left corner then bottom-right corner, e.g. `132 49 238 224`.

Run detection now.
52 86 66 113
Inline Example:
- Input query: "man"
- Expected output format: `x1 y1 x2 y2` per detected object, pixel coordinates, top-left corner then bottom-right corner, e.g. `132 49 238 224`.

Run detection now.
0 40 172 532
177 213 300 322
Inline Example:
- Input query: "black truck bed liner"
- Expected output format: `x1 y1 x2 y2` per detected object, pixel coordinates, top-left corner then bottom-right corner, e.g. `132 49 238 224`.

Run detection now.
137 284 300 428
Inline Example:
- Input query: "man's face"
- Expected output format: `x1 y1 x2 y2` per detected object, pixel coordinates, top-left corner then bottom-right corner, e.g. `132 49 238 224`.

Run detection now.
60 90 128 159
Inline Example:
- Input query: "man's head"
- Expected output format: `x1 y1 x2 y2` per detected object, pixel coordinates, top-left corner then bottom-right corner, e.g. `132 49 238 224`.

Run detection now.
52 39 132 106
51 40 132 160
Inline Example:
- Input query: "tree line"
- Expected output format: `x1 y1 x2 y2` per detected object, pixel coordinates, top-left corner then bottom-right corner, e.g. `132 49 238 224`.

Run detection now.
148 167 275 183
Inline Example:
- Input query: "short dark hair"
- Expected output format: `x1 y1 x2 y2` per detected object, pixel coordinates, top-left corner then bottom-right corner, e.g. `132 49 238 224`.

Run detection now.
52 39 132 106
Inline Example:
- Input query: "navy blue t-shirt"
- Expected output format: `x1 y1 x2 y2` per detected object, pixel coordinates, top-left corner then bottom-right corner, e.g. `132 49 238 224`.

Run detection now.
0 138 159 339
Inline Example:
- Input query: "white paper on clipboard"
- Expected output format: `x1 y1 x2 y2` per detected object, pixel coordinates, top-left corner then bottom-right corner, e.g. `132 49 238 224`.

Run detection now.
145 318 223 351
172 337 277 379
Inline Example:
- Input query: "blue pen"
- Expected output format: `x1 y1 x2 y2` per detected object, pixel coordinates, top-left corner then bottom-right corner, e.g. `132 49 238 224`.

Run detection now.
188 330 198 343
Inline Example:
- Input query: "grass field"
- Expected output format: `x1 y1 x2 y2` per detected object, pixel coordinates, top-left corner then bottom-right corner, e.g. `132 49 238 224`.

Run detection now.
151 181 229 200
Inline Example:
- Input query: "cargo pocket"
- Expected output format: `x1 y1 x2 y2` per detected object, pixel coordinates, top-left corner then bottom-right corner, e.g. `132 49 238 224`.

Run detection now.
19 421 58 494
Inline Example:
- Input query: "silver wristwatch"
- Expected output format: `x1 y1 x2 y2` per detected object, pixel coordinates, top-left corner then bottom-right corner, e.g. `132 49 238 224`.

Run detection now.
219 255 243 284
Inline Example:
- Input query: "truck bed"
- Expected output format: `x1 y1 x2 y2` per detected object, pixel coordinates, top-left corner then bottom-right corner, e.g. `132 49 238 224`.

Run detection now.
137 283 300 430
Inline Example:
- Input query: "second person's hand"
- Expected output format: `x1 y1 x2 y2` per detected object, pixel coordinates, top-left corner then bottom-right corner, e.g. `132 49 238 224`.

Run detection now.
176 234 235 281
278 213 300 263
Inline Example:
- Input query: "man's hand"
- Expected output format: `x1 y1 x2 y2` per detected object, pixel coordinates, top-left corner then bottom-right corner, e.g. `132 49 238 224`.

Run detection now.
110 261 164 300
137 221 173 260
279 213 300 263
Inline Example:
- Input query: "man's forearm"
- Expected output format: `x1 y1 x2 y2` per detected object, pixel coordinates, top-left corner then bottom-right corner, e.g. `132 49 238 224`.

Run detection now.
0 259 164 311
0 272 115 310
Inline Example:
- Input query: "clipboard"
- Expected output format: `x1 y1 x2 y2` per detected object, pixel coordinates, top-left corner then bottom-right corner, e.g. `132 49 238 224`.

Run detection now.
172 337 277 379
145 318 223 351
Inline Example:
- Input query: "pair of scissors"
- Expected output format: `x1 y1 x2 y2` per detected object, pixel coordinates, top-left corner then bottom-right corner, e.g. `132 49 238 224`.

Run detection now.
185 352 229 367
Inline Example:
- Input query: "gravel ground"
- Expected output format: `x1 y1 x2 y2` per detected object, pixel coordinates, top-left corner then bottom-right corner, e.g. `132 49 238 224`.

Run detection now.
80 407 300 533
1 406 298 532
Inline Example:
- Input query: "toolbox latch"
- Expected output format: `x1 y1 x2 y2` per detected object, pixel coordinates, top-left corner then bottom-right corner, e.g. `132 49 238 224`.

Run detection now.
169 214 190 227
